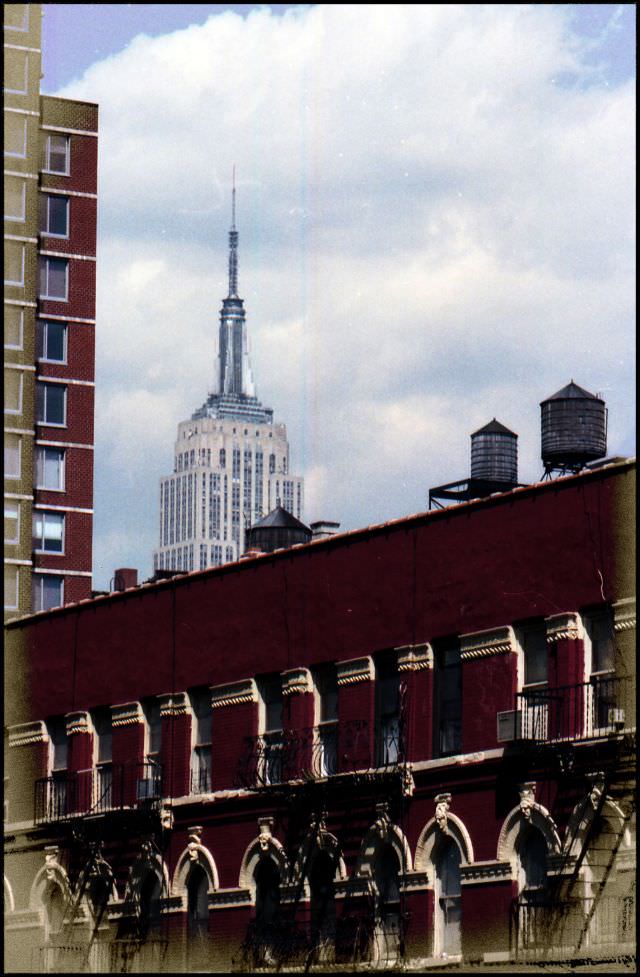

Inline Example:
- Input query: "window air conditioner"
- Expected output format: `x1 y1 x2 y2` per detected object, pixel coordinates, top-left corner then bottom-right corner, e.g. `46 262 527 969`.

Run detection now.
497 710 522 743
608 707 625 727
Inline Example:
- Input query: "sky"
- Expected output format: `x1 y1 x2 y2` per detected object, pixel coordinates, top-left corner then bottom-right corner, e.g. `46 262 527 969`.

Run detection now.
41 3 636 591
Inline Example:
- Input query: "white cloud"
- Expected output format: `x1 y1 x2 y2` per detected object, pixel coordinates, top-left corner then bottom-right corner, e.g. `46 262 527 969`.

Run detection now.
56 4 635 587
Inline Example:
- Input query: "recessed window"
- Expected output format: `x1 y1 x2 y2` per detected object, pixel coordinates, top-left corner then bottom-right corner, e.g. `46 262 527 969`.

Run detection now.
258 674 283 785
33 574 63 612
33 510 64 553
4 4 29 30
4 306 24 349
4 566 19 611
36 381 66 426
4 242 25 286
44 134 70 175
35 446 65 491
37 320 67 362
4 369 23 415
375 653 401 766
4 176 26 222
433 639 462 758
4 434 21 479
313 664 338 776
39 256 68 301
4 114 27 158
40 195 69 238
142 699 162 764
4 501 20 545
4 50 29 94
189 688 212 794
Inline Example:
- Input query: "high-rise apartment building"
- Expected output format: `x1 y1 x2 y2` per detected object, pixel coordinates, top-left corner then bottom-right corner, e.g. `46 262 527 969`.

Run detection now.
4 3 97 619
154 189 304 571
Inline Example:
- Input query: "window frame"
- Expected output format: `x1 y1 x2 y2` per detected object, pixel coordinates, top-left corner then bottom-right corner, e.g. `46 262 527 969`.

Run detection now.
4 566 19 611
39 256 69 301
4 4 29 31
4 176 27 223
36 319 68 364
33 509 65 555
4 115 28 158
40 194 70 239
32 574 64 613
4 306 24 350
43 134 70 176
35 445 66 491
4 49 29 95
4 434 21 480
433 638 462 759
4 368 24 415
36 381 67 427
4 241 25 286
4 500 20 545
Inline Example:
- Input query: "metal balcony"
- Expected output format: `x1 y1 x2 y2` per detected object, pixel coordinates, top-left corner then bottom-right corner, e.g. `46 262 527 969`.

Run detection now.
515 677 633 744
34 761 163 825
236 719 401 789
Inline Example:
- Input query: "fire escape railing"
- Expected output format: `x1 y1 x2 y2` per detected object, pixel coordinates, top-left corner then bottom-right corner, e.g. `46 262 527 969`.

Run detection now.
236 720 402 789
34 761 163 824
515 677 632 743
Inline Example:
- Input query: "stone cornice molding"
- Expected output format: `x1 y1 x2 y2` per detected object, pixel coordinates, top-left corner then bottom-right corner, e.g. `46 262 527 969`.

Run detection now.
282 667 312 696
460 626 515 661
158 692 189 718
399 870 430 892
65 711 92 736
613 597 636 632
209 887 251 908
460 861 512 885
111 702 144 727
8 720 48 748
211 678 258 709
397 643 433 671
545 612 582 643
337 656 374 686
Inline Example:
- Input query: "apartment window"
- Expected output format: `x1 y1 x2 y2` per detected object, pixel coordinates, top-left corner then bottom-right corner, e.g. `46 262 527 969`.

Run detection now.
4 176 26 222
375 653 401 766
219 448 226 468
434 837 462 957
4 567 19 611
4 369 23 414
5 434 21 479
313 664 338 776
518 622 548 739
433 639 462 757
36 381 66 426
4 501 20 545
517 827 548 907
33 510 64 553
5 50 29 94
44 134 70 175
4 306 24 349
37 319 68 362
91 708 113 810
4 4 29 30
584 608 617 730
35 446 65 491
189 688 212 794
259 674 283 785
4 114 27 158
374 844 402 964
40 195 69 238
143 699 162 764
47 717 68 819
32 574 63 612
4 241 25 286
39 256 68 301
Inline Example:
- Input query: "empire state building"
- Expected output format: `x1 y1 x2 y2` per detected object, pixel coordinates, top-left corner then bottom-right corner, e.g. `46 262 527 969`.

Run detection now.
153 188 304 572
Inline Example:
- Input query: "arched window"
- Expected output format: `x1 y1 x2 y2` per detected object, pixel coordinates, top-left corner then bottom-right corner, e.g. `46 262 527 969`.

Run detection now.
518 827 547 899
374 843 401 964
187 864 209 937
434 836 461 957
310 850 336 954
139 871 162 937
45 883 65 938
254 857 281 965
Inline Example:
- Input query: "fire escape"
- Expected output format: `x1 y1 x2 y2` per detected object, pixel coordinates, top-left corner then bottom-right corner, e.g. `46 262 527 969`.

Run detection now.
233 687 413 971
33 760 171 973
504 671 636 966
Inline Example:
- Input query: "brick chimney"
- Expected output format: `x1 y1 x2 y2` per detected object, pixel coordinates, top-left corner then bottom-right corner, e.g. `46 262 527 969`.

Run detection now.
113 568 138 591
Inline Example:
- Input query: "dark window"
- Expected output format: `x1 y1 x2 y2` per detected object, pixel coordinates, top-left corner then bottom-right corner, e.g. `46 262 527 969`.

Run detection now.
310 850 336 952
375 653 400 766
39 256 68 300
434 639 462 757
37 320 67 361
36 381 66 426
187 864 209 939
521 623 548 687
189 688 212 793
313 664 338 776
40 194 69 237
45 134 70 175
259 675 283 784
435 836 461 955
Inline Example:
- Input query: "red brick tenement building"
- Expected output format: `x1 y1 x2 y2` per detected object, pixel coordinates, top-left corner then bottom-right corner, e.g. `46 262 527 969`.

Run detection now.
4 460 635 972
4 2 97 620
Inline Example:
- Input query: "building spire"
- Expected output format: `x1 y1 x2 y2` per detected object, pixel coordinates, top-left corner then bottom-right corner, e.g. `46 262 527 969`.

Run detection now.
228 166 239 297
